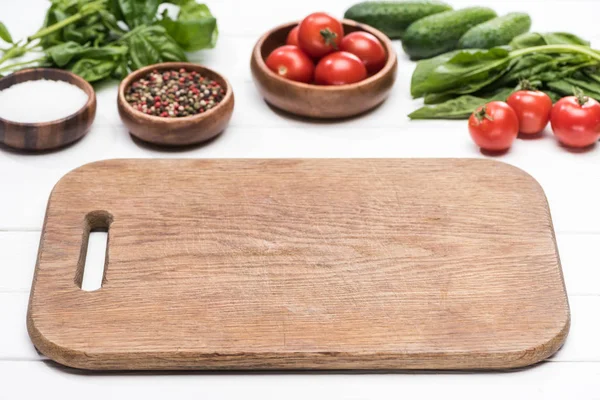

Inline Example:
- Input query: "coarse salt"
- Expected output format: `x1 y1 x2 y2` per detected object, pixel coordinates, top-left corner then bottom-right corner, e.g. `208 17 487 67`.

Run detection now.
0 79 89 123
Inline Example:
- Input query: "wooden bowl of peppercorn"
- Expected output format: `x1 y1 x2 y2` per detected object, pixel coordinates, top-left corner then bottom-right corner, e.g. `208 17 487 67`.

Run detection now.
118 62 234 146
251 20 397 119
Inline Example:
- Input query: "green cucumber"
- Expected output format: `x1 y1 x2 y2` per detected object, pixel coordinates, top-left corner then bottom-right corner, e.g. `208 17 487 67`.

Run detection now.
343 1 452 40
458 13 532 49
402 7 497 60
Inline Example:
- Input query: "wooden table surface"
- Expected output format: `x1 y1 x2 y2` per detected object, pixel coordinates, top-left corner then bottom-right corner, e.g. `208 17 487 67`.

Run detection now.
1 0 599 398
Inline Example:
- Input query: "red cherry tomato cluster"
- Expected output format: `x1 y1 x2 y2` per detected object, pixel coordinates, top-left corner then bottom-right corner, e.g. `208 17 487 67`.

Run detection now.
265 12 387 85
469 87 600 152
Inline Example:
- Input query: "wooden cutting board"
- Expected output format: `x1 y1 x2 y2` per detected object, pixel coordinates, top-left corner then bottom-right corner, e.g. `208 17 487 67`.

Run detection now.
27 159 570 370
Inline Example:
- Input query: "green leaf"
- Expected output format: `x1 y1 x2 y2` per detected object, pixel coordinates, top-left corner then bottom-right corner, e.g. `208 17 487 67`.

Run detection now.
542 32 590 47
159 1 218 51
411 50 469 98
409 87 514 120
509 32 546 49
542 90 562 103
510 32 590 49
69 58 116 82
0 22 13 43
45 41 86 66
413 48 510 96
117 0 160 28
122 25 186 70
409 95 488 119
111 59 128 79
563 77 600 97
46 41 128 68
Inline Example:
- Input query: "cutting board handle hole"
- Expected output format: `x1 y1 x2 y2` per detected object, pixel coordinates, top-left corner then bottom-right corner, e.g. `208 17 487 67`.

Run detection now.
75 211 113 291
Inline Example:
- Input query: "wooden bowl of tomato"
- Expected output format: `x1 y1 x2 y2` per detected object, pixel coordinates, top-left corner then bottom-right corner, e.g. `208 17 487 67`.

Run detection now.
251 16 397 119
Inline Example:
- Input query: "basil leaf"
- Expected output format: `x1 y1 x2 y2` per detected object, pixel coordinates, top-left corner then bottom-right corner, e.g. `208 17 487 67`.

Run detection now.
0 22 13 43
159 1 218 51
45 41 86 66
111 60 129 79
70 58 116 82
409 87 514 120
123 25 186 70
117 0 160 28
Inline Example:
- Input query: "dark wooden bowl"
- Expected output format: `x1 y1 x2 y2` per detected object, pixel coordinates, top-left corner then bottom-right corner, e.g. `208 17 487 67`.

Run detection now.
118 62 234 147
251 20 398 119
0 68 96 151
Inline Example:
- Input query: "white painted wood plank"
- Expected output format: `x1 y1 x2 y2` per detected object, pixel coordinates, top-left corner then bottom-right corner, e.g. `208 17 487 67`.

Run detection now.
1 292 598 362
0 360 599 400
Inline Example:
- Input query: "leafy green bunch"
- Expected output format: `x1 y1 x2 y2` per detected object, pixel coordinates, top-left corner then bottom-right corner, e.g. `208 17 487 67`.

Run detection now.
0 0 218 82
409 32 600 119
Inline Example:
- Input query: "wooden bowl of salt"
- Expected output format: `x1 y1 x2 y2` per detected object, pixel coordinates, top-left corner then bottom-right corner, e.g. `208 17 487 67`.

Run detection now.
0 68 96 151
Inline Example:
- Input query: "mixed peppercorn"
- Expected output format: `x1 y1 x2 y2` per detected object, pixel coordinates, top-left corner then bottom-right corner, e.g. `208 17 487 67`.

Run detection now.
125 68 225 118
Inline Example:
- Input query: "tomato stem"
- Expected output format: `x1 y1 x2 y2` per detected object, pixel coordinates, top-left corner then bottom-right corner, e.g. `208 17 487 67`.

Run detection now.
320 28 338 50
573 87 589 106
517 79 537 91
474 106 494 123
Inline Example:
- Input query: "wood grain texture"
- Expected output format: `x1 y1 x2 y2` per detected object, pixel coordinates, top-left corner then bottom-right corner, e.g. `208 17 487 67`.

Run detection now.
0 68 96 151
117 62 234 147
250 20 397 119
27 159 569 370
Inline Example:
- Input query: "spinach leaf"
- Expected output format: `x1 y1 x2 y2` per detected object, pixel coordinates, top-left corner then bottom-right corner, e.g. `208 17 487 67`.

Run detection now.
159 1 218 51
409 88 514 120
117 0 160 28
564 77 600 97
423 92 459 105
542 90 562 103
545 80 600 101
509 32 546 49
0 22 13 43
414 48 510 96
543 32 590 47
409 95 490 119
69 58 116 82
510 32 590 49
583 68 600 85
411 50 473 98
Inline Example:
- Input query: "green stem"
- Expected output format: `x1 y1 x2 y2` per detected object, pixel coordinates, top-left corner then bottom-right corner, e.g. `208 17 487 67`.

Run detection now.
510 44 600 63
25 41 41 51
0 57 46 73
27 13 85 42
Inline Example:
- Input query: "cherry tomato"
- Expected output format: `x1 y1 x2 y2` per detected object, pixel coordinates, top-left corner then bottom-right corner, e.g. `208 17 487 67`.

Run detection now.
550 94 600 148
340 31 387 74
315 51 367 85
265 45 315 83
507 90 553 135
298 12 344 58
286 26 300 47
468 101 519 151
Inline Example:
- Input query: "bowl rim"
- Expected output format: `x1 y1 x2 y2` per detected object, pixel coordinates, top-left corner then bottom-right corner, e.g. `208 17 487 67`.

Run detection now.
0 68 96 128
253 19 397 91
117 62 233 123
